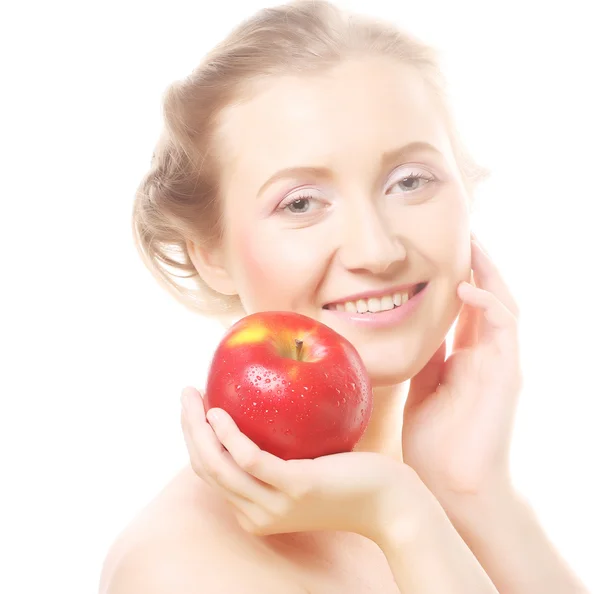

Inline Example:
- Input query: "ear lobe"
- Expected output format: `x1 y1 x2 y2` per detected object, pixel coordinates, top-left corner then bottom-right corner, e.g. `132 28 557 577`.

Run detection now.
185 239 238 296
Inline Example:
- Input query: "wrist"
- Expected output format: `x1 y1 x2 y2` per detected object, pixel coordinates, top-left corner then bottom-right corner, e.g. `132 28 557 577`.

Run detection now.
374 466 447 552
440 478 520 530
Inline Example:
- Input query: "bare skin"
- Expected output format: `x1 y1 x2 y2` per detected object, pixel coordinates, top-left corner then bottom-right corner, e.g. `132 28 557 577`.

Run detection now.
99 465 401 593
102 57 456 593
100 57 588 593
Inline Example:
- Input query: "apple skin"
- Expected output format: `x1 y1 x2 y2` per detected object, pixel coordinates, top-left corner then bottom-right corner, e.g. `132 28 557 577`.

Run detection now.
204 311 373 460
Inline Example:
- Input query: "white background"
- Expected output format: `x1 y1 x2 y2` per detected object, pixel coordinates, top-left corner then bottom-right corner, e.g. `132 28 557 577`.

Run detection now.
1 1 599 592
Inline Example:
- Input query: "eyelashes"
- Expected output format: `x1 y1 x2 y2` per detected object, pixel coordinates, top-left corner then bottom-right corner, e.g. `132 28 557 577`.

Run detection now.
388 171 435 194
278 194 322 215
277 170 436 216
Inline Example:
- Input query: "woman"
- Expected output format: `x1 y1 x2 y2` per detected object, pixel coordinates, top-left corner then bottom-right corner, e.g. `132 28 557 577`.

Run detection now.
100 1 588 592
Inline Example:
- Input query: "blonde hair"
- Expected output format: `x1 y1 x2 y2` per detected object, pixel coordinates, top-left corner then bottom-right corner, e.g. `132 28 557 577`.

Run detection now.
132 0 489 322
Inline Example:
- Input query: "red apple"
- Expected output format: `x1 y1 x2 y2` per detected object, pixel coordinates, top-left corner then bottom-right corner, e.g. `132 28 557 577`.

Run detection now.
204 311 373 460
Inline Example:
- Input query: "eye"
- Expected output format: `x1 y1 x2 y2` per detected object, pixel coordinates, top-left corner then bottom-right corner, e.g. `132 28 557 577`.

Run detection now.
387 168 435 195
277 193 327 216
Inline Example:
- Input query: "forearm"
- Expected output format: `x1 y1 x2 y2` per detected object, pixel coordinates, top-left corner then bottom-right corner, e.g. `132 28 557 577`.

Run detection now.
378 492 498 594
444 486 589 593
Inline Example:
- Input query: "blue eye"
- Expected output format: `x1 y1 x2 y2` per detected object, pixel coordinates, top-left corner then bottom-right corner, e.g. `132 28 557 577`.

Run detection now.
387 171 435 194
278 194 325 215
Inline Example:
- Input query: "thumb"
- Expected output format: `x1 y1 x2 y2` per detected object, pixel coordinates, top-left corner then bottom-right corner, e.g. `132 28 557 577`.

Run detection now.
404 340 446 412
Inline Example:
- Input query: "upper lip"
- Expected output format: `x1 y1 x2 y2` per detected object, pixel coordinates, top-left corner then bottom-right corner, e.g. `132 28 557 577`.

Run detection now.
324 282 427 307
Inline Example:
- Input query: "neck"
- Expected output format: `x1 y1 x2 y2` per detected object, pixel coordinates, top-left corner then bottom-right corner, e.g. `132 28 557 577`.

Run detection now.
353 381 409 460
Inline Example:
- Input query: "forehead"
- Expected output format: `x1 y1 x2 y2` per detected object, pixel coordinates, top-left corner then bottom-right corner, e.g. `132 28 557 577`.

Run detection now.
214 57 452 189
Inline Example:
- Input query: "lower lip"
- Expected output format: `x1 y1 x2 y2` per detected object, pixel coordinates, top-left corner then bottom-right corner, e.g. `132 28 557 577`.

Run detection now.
323 283 429 329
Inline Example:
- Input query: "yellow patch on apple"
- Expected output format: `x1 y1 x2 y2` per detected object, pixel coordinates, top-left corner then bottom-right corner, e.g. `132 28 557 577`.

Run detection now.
225 324 269 347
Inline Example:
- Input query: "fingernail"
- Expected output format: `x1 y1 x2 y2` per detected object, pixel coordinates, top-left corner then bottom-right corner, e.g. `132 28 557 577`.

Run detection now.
206 409 222 425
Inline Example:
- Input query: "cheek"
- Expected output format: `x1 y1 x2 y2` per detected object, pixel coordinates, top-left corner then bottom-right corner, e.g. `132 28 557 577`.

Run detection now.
232 231 276 306
231 227 325 312
421 193 471 276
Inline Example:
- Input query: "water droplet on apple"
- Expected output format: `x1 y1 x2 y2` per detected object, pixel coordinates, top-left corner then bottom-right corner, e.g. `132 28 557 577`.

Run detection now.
277 390 282 395
265 378 271 383
236 385 241 391
335 388 340 394
256 376 261 381
255 389 261 395
303 386 308 390
284 429 291 435
336 400 340 407
342 397 346 403
252 402 257 406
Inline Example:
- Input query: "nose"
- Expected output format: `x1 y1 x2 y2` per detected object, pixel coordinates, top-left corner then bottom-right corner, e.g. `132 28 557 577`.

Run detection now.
337 204 407 275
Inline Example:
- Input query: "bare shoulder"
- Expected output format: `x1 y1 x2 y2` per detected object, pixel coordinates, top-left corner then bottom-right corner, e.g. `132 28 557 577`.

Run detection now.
99 465 303 594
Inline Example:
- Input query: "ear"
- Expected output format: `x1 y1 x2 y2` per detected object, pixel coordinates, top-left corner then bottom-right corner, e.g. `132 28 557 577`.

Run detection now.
185 239 238 296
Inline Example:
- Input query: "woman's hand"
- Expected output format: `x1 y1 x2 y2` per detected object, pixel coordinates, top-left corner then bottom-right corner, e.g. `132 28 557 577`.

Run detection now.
180 387 430 543
402 233 522 505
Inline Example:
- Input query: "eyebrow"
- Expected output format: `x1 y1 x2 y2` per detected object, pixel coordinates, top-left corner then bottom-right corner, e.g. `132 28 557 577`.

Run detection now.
256 141 443 198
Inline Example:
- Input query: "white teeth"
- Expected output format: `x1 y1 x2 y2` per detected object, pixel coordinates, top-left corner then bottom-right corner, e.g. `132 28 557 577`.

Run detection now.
380 295 394 311
328 287 420 314
356 299 368 313
367 297 381 313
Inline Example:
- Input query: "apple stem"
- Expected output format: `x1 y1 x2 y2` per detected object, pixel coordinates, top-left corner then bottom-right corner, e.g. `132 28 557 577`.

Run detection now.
295 338 303 360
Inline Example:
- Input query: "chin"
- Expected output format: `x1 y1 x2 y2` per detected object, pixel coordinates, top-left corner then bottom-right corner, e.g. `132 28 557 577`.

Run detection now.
351 311 459 388
359 349 422 387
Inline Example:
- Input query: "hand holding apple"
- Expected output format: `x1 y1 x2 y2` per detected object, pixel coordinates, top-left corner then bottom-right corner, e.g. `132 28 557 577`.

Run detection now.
203 311 373 460
180 392 431 543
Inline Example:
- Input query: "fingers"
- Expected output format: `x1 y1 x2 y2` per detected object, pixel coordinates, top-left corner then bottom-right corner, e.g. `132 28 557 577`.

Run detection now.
470 235 520 319
457 281 517 342
180 388 281 506
453 301 480 351
453 235 520 347
405 340 446 411
453 272 480 351
206 408 292 492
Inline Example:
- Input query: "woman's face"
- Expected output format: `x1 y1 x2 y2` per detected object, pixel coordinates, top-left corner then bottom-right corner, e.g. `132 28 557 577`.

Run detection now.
209 57 472 386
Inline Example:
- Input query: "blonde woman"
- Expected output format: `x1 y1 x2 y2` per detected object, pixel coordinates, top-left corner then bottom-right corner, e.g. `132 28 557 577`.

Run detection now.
100 2 588 592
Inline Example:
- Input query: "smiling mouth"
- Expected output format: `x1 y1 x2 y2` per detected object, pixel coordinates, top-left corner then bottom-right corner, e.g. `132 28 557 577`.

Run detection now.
323 282 428 314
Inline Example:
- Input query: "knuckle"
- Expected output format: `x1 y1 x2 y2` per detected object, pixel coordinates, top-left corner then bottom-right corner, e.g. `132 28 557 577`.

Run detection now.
210 462 228 485
246 523 265 536
237 445 261 472
189 457 204 477
250 514 273 536
270 496 291 517
289 478 310 501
